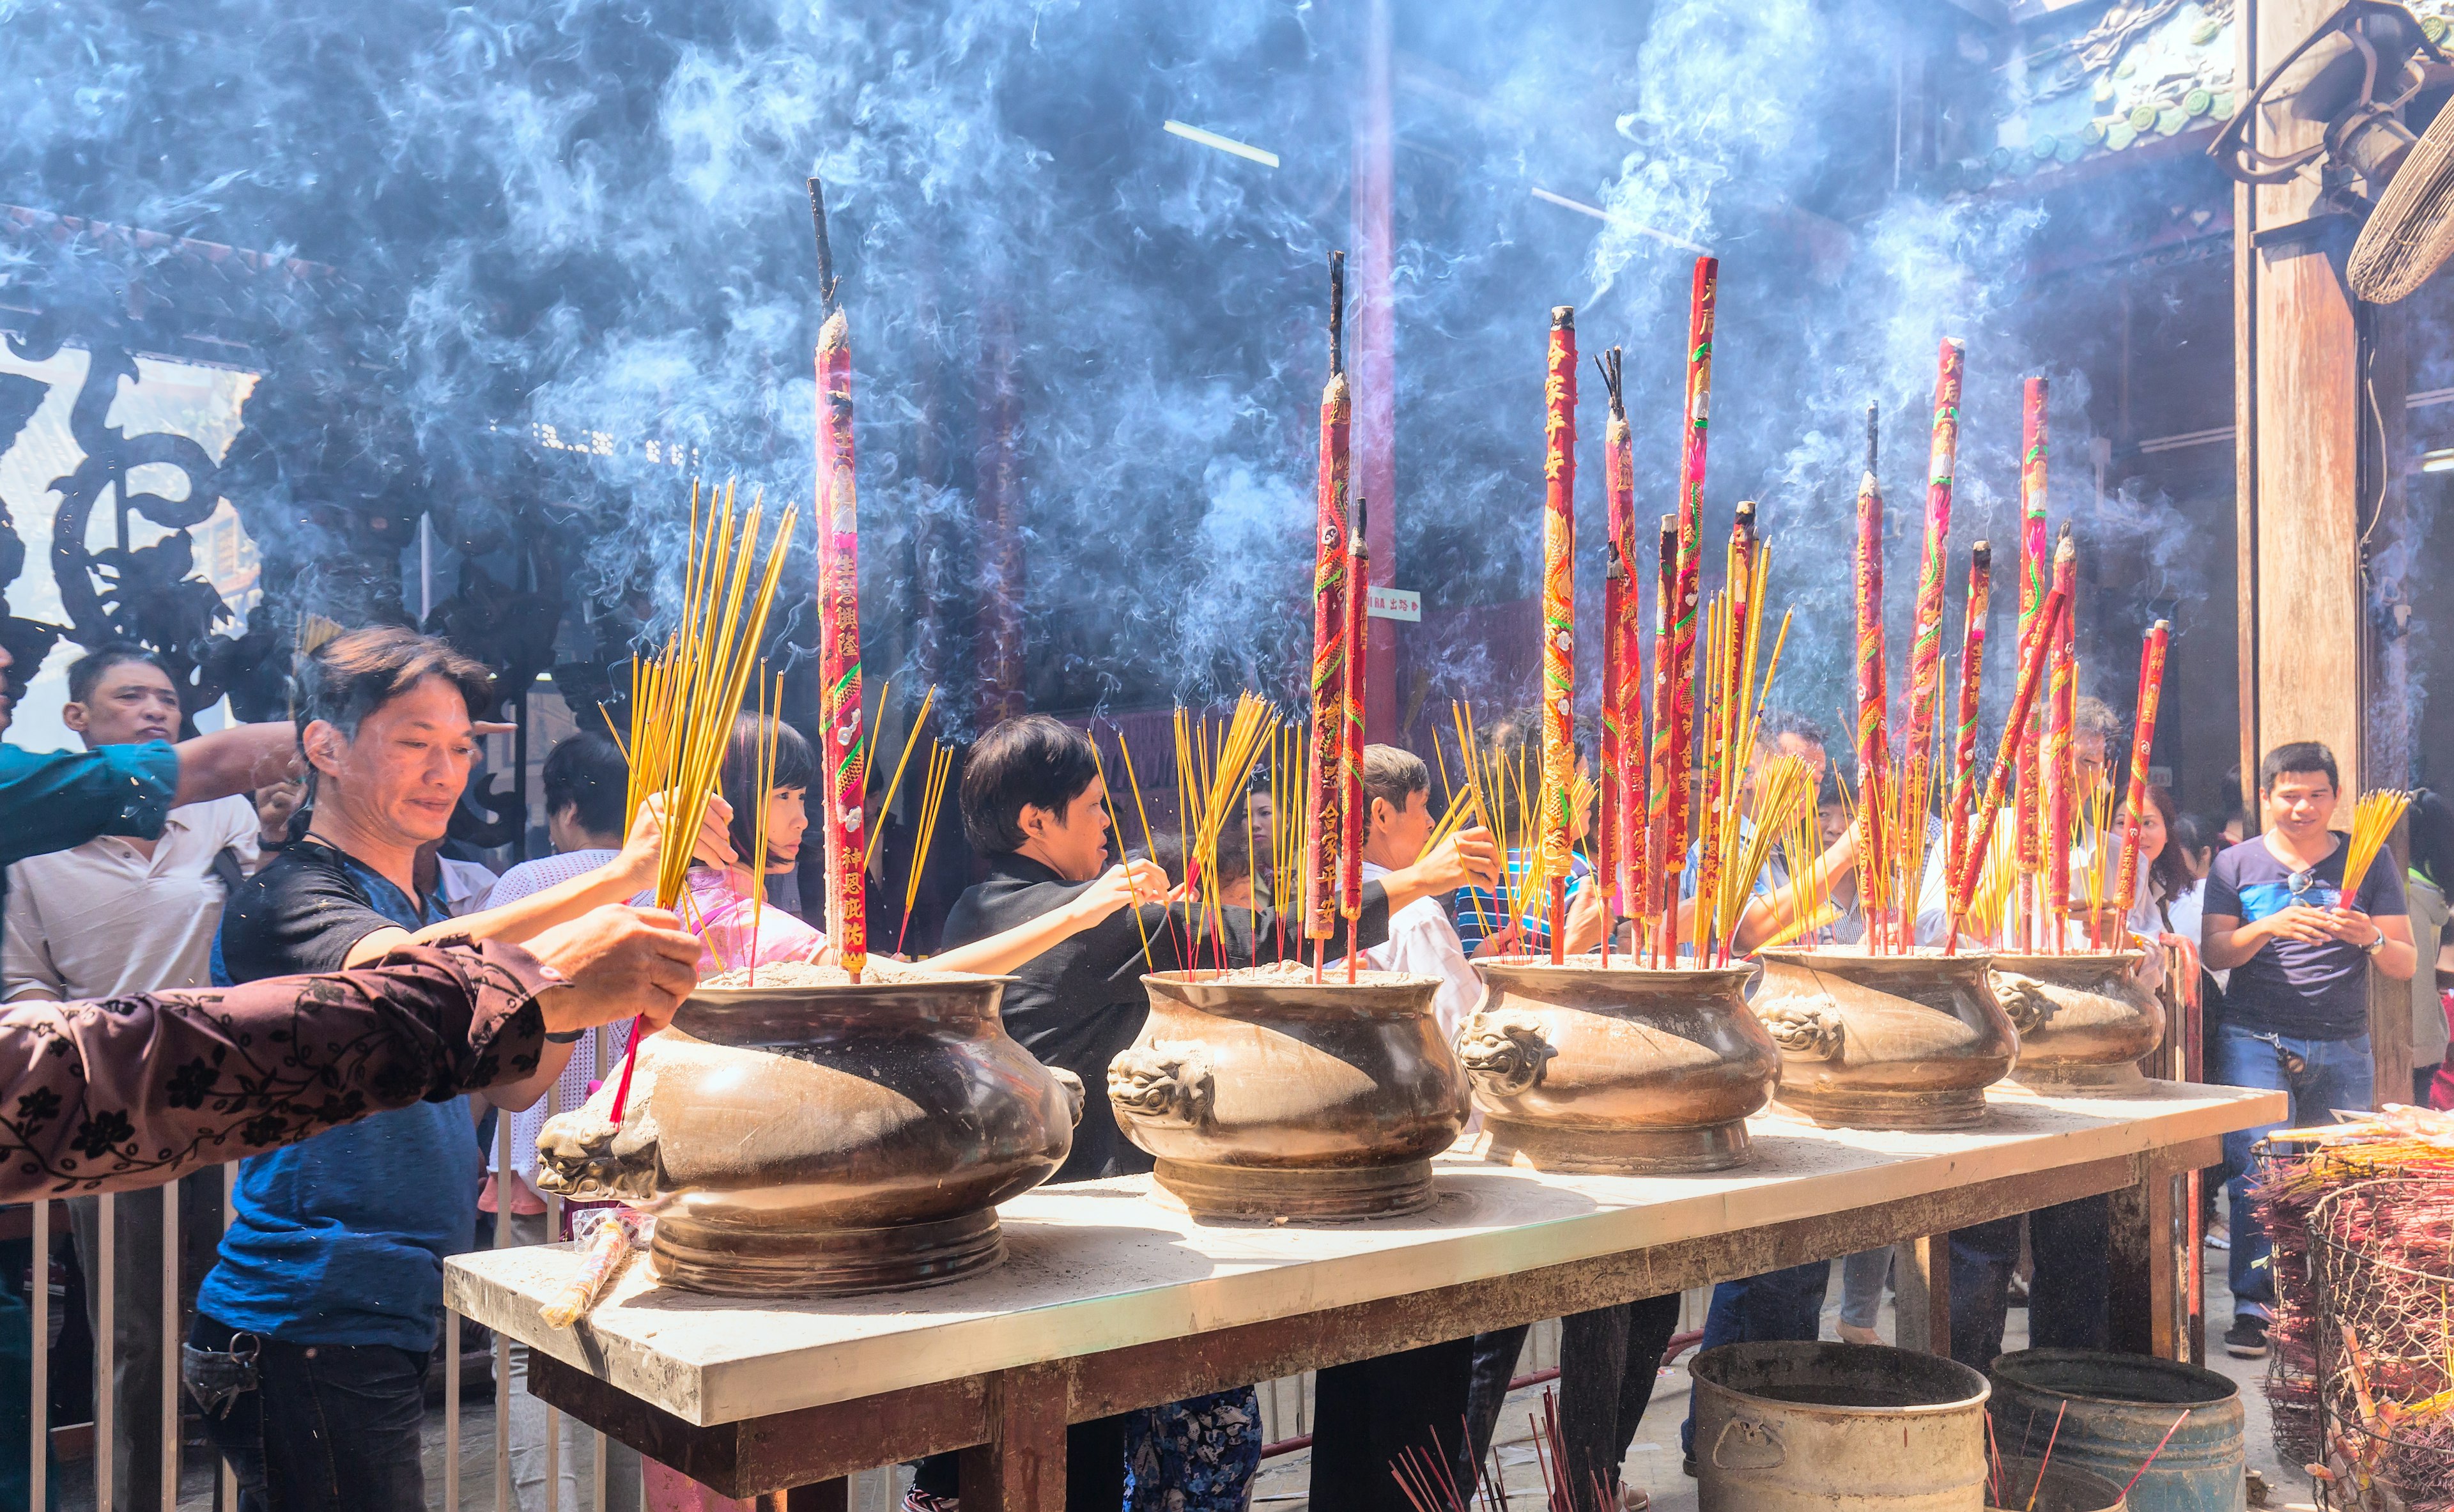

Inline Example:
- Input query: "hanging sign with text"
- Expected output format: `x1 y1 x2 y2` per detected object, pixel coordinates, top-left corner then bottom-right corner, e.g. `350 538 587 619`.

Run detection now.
1366 587 1421 622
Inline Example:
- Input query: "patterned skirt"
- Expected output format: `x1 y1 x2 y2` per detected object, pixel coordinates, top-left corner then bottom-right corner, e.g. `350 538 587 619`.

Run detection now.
1122 1385 1263 1512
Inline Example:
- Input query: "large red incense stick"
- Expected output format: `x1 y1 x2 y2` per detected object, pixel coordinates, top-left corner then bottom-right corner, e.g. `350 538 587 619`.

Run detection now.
1949 530 2076 934
1897 338 1964 932
1943 541 1991 903
2044 544 2079 948
1598 348 1643 965
1662 258 1717 959
2015 378 2050 949
1852 405 1890 950
1340 498 1370 982
2111 619 2171 925
1645 514 1678 967
810 178 868 982
1540 307 1578 964
1302 251 1352 959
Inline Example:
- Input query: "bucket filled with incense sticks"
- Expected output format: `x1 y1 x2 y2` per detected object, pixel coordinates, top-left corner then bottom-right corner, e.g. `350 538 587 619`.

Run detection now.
538 960 1082 1297
1752 946 2018 1130
1462 959 1774 1173
1112 965 1466 1221
1988 950 2164 1095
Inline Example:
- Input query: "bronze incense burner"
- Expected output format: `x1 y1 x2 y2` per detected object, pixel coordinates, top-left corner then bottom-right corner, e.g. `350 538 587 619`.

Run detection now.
1987 950 2164 1095
534 971 1081 1297
1109 968 1467 1220
1463 958 1777 1173
1751 946 2018 1129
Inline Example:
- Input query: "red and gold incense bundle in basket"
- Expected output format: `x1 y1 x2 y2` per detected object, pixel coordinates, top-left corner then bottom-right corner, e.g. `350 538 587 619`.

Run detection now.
1596 346 1645 965
2110 619 2170 927
1951 528 2075 941
1943 541 1991 902
1852 405 1892 950
1301 251 1353 962
1540 307 1578 962
2016 378 2051 950
1660 256 1717 962
810 178 869 980
1895 338 1964 943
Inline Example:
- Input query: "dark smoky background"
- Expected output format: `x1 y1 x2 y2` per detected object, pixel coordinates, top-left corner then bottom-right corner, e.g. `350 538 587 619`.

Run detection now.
12 0 2454 874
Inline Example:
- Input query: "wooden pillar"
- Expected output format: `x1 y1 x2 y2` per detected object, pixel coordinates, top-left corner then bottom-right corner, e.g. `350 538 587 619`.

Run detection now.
2108 1171 2182 1360
1352 0 1397 743
1890 1236 1952 1357
2234 0 2408 1104
957 1363 1069 1512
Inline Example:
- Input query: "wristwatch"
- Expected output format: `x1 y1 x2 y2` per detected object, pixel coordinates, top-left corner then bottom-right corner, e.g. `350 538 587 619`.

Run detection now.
2362 929 2388 956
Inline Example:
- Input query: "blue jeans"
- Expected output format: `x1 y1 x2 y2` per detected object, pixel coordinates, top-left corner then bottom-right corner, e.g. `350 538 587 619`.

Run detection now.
188 1315 429 1512
1949 1197 2110 1371
2214 1023 2373 1312
1681 1261 1830 1454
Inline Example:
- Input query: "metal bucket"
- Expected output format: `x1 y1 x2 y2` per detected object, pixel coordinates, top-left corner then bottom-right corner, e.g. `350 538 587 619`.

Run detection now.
1986 1350 2243 1512
1690 1342 1991 1511
1987 1456 2127 1511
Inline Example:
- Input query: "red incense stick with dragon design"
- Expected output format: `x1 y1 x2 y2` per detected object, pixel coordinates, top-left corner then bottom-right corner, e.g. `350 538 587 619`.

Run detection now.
1660 257 1717 963
1645 514 1677 968
1341 498 1370 982
1896 338 1964 944
1597 346 1643 967
1540 307 1578 964
2016 378 2050 951
1950 529 2076 946
1853 405 1890 951
1301 251 1352 978
810 178 868 982
2111 620 2170 930
1944 541 1991 904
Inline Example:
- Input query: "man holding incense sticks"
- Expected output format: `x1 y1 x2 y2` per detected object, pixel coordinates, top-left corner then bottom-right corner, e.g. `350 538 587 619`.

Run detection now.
2202 742 2416 1359
191 628 723 1512
918 713 1495 1512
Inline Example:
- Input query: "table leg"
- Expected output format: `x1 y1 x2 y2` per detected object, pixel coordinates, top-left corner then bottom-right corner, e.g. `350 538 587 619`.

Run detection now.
958 1363 1069 1512
2110 1168 2180 1359
1890 1235 1952 1357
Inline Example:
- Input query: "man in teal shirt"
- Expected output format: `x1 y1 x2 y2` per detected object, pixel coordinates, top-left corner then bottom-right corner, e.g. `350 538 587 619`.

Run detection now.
0 639 299 1508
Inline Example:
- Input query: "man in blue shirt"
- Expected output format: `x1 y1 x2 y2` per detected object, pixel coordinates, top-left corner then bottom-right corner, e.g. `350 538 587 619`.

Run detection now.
2202 741 2416 1359
190 626 729 1512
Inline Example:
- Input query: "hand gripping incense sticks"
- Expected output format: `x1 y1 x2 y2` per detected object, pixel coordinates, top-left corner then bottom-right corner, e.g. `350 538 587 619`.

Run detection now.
1302 251 1352 955
1540 307 1578 962
2110 620 2170 926
810 178 868 979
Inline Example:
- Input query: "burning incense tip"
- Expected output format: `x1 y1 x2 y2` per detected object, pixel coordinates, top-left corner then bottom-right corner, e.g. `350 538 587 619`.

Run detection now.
1864 401 1879 474
807 176 838 309
1550 304 1574 330
1973 540 1991 568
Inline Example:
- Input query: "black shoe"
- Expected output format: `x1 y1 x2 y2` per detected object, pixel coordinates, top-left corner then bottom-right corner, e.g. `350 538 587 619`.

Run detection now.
1682 1454 1697 1479
2225 1315 2269 1359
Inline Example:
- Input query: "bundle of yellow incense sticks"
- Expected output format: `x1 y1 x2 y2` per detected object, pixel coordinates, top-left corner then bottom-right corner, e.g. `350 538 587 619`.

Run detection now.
2342 789 2413 905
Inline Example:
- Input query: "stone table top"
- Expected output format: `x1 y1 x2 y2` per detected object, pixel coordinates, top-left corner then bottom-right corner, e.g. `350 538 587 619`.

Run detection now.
445 1080 2281 1426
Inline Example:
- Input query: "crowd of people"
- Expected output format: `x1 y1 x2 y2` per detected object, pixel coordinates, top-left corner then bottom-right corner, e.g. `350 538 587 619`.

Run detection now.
0 619 2439 1512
